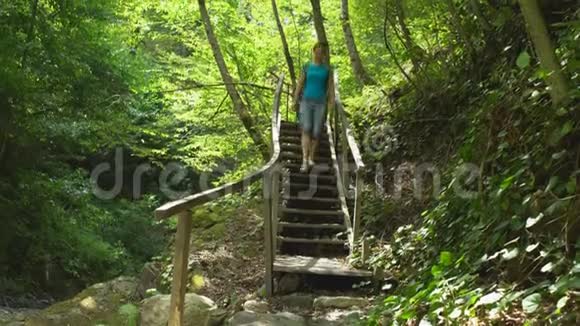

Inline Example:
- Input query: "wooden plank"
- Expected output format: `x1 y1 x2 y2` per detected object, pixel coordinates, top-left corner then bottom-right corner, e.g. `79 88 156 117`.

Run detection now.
283 162 333 173
325 118 353 246
168 211 193 326
278 222 346 230
277 236 345 245
333 71 364 170
352 171 363 244
274 255 372 277
288 183 337 191
263 174 274 298
289 173 336 182
281 207 344 216
281 152 331 162
282 196 340 204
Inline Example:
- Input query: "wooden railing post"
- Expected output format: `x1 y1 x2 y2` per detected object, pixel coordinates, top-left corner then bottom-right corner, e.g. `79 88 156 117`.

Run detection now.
263 172 274 297
352 169 363 245
271 167 280 245
168 211 193 326
340 133 349 191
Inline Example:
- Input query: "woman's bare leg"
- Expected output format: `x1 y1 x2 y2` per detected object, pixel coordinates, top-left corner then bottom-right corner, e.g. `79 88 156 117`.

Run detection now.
309 138 318 166
301 131 310 171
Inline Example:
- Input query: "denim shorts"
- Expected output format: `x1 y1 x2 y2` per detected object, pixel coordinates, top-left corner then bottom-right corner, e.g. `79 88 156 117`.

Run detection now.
299 100 326 138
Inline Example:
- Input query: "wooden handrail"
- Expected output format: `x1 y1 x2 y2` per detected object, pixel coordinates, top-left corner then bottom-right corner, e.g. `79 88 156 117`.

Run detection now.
333 71 365 171
330 70 366 252
157 75 285 326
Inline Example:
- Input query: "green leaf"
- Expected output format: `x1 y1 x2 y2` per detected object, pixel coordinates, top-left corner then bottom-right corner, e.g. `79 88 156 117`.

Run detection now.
540 262 554 273
439 251 453 267
526 243 539 252
431 265 443 277
522 293 541 314
118 304 139 326
556 295 568 310
561 121 573 137
545 176 559 192
526 213 544 229
566 178 577 194
516 51 531 69
477 292 502 306
502 248 519 261
449 307 462 319
500 175 516 190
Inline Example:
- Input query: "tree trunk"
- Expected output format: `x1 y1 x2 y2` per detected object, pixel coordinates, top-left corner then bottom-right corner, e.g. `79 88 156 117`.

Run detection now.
340 0 375 85
383 0 417 90
518 0 569 106
198 0 269 159
22 0 39 67
394 0 421 71
272 0 297 91
309 0 330 63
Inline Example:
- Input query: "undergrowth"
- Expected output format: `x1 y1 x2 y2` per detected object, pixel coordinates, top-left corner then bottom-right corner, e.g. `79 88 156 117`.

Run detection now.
348 10 580 326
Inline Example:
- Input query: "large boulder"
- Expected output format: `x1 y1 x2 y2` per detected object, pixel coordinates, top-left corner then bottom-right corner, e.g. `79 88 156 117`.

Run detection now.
24 276 138 326
140 293 224 326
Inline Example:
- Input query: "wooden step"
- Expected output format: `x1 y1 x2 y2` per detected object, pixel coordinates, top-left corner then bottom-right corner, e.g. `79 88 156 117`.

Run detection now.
281 207 343 217
274 255 372 277
281 143 330 154
278 222 346 230
277 236 346 245
288 172 336 184
281 128 329 138
283 163 333 174
288 183 337 192
279 136 330 145
282 196 340 204
281 152 331 163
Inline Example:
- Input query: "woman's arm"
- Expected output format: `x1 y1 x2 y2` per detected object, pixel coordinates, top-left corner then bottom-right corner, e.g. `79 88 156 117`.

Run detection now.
294 73 306 105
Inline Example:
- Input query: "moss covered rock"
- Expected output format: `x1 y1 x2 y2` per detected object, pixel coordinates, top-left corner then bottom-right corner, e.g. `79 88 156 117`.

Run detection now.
24 276 138 326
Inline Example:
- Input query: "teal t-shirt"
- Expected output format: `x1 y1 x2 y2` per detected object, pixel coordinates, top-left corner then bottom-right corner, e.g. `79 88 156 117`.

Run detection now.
302 62 330 103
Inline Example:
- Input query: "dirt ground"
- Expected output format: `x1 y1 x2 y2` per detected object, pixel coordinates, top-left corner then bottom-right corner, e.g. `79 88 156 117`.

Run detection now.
174 198 266 311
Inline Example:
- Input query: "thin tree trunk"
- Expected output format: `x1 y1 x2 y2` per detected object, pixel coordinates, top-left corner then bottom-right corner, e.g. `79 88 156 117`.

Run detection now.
383 0 417 90
198 0 269 159
394 0 421 71
341 0 375 85
288 0 302 68
518 0 569 106
272 0 297 91
22 0 39 67
309 0 330 63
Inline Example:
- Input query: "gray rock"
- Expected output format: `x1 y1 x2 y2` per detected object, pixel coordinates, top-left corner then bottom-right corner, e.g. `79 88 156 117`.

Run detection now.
228 311 305 326
277 274 301 294
310 310 363 326
140 293 217 326
313 296 367 309
243 300 269 313
136 262 163 299
24 276 138 326
279 295 314 310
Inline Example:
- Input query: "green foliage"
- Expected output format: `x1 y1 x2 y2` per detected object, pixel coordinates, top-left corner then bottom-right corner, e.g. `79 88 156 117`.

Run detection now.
349 1 580 324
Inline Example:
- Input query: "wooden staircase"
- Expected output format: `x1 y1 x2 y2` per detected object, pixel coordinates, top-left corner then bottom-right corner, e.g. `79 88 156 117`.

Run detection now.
154 73 370 324
272 121 371 279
